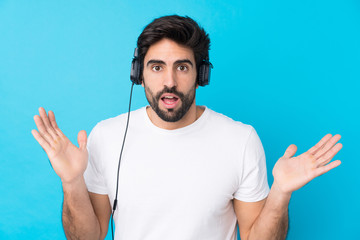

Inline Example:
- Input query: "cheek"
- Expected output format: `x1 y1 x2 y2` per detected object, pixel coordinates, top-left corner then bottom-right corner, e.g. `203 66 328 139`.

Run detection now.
177 72 197 87
144 81 161 95
183 78 198 92
143 69 161 85
144 85 156 102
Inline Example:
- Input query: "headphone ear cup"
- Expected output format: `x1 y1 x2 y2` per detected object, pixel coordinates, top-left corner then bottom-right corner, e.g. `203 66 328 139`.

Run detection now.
130 48 142 85
130 58 142 85
197 63 210 86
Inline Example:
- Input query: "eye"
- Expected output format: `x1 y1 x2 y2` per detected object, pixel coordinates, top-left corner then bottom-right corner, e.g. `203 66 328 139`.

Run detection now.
152 65 162 72
177 65 188 71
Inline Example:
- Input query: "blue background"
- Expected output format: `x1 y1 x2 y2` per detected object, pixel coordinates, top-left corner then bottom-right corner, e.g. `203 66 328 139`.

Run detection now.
0 0 359 239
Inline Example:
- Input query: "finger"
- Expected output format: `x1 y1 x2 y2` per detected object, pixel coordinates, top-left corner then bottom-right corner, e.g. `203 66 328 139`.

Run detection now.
77 130 87 151
39 107 58 139
31 129 51 153
283 144 297 158
34 115 54 144
48 110 65 137
313 160 341 178
316 143 343 167
307 134 332 155
314 134 341 159
48 110 59 128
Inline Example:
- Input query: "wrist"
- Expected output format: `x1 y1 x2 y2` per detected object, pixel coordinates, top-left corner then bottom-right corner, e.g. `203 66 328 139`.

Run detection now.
270 181 292 202
62 175 86 192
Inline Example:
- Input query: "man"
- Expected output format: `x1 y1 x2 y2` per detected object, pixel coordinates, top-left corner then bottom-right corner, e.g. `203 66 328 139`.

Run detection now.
32 15 342 240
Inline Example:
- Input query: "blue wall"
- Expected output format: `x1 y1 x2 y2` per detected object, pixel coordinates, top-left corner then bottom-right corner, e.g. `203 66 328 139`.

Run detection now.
0 0 359 239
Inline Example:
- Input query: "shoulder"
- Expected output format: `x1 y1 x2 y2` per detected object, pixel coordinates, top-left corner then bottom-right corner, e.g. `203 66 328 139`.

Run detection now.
90 107 146 138
205 107 255 140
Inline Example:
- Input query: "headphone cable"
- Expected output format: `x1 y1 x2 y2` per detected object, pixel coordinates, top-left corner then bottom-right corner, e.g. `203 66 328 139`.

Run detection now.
111 82 135 240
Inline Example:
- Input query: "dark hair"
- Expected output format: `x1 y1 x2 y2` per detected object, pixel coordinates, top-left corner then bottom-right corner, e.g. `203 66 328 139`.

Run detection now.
137 15 210 78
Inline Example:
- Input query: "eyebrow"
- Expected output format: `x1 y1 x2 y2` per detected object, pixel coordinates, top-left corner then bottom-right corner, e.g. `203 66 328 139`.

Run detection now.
146 59 194 67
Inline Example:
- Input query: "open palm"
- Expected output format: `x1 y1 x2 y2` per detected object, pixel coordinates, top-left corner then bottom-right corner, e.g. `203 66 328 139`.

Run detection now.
32 107 88 184
273 134 342 194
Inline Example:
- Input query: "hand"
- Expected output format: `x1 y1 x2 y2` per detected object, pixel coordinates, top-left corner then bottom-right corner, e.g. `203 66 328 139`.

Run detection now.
31 107 88 184
272 134 342 195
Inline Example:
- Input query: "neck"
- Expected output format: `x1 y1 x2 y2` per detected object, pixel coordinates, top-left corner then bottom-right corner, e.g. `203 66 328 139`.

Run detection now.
146 103 204 130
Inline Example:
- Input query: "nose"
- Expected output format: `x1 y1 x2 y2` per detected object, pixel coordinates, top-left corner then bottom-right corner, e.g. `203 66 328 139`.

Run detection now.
162 68 177 88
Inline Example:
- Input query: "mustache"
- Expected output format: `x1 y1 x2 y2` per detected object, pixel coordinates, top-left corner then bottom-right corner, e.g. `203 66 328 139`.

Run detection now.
155 86 185 99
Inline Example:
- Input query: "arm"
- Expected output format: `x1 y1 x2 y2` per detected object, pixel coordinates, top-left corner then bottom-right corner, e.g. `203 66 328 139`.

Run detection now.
62 178 111 239
234 134 342 240
32 107 110 239
62 178 103 239
234 185 290 240
88 192 112 239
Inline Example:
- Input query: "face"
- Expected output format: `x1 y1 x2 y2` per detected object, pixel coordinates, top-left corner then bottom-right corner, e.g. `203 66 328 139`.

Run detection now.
142 38 197 122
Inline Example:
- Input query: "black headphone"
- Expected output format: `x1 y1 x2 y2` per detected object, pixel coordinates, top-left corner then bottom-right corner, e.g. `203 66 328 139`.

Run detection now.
130 48 213 86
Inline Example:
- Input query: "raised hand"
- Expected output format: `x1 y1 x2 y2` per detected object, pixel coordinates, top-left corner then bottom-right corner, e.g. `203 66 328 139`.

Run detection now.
31 107 88 184
272 134 342 194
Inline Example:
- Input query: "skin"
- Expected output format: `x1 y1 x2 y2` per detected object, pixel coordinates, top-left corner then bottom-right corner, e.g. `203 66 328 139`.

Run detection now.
32 38 342 240
32 109 110 239
142 38 203 130
236 134 342 240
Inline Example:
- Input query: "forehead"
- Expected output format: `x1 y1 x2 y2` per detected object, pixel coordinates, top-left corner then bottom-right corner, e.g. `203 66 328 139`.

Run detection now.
144 38 195 63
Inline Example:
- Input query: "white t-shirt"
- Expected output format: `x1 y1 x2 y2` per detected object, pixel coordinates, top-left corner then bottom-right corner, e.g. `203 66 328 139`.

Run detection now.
84 106 270 240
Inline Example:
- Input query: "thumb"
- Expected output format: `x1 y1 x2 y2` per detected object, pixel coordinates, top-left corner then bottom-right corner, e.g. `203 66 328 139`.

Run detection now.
283 144 297 158
77 130 87 150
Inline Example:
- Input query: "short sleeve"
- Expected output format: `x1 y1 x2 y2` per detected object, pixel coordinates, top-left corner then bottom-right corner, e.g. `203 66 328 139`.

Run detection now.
233 127 270 202
83 124 108 194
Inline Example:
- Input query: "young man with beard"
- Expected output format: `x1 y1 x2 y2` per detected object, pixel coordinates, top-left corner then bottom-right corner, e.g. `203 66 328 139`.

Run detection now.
32 15 342 240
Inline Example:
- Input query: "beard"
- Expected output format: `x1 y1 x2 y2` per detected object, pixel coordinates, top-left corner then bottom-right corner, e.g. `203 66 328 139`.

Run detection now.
144 83 196 122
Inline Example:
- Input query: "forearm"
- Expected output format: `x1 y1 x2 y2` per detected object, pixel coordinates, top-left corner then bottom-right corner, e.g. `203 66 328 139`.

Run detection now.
62 176 101 240
247 183 291 240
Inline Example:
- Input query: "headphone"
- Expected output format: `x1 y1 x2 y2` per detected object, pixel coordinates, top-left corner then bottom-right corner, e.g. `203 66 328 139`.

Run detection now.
130 48 213 86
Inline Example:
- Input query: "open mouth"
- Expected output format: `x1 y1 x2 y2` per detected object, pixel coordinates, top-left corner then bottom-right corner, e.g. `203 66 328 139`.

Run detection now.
161 94 180 109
